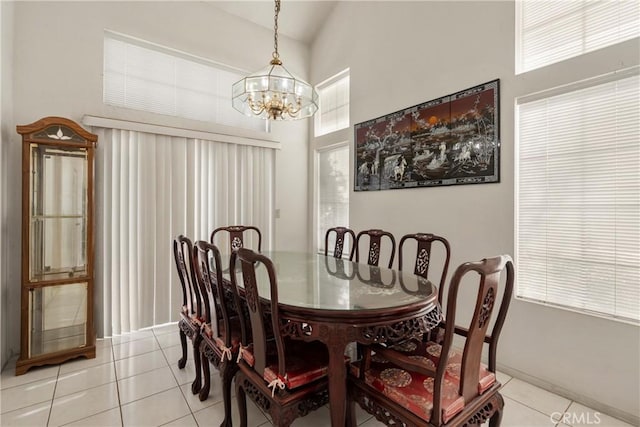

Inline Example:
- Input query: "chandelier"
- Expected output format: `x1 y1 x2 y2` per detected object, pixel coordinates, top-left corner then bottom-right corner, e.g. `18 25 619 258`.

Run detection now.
232 0 318 121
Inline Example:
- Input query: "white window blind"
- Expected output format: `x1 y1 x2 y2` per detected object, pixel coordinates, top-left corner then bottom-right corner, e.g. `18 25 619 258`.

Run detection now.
315 70 350 136
516 0 640 74
516 69 640 323
103 32 265 132
92 126 274 335
317 145 350 254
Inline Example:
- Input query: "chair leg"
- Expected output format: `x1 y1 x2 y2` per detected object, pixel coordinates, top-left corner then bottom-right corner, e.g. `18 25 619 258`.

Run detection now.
199 355 211 400
489 393 505 427
489 409 503 427
191 339 202 394
236 374 249 427
271 411 280 427
219 361 235 427
178 327 187 369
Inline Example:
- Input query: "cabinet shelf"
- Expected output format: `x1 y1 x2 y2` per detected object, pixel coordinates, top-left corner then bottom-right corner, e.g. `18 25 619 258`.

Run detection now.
31 215 85 219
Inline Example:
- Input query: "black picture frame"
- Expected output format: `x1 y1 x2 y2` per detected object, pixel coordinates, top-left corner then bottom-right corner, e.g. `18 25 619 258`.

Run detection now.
354 79 500 191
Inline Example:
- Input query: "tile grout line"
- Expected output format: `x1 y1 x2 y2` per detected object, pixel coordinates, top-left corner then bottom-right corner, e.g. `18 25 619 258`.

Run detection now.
156 329 200 426
54 341 120 426
153 331 198 425
110 339 125 427
554 399 575 427
502 393 573 426
45 366 61 427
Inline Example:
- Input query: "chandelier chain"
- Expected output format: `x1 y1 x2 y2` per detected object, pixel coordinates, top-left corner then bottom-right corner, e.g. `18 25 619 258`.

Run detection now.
273 0 281 60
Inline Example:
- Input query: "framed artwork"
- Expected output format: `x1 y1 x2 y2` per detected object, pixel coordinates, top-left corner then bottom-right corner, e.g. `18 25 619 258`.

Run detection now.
354 79 500 191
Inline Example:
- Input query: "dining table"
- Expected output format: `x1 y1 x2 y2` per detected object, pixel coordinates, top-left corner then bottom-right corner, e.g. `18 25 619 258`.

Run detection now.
222 251 442 427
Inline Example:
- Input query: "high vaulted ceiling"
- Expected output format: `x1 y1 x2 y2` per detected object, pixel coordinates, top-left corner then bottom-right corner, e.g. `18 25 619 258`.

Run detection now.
206 1 338 45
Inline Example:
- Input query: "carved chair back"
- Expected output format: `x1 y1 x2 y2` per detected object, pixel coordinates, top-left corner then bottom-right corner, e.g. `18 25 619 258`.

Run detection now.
433 255 514 423
232 248 332 427
398 233 451 303
194 241 243 348
350 255 514 427
354 229 396 268
324 227 356 259
230 248 284 376
210 225 262 255
173 235 201 319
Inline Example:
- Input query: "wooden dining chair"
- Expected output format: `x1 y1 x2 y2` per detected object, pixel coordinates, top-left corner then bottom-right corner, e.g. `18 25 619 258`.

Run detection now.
231 248 335 427
193 241 244 425
325 226 356 259
398 233 451 303
354 229 396 268
210 225 262 253
348 255 514 427
172 235 203 394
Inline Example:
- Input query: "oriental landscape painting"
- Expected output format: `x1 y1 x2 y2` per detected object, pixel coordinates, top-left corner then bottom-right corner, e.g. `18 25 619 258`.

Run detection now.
354 80 500 191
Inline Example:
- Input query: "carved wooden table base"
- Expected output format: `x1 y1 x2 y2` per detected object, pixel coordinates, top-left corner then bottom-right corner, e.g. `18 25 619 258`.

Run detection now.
279 305 442 427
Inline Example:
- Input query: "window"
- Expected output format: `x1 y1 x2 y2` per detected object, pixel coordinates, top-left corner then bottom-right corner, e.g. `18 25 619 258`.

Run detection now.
315 70 350 136
317 145 349 254
516 0 639 74
103 31 265 132
516 68 639 323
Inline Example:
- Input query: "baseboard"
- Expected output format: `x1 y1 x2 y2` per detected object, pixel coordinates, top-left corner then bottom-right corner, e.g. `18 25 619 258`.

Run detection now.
497 363 639 426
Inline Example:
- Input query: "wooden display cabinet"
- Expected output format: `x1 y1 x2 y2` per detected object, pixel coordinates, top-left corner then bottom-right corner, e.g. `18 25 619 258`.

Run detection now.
16 117 97 375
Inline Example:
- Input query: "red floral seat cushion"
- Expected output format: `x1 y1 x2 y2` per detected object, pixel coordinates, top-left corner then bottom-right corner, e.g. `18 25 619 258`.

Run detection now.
241 340 348 391
353 340 496 423
203 318 242 353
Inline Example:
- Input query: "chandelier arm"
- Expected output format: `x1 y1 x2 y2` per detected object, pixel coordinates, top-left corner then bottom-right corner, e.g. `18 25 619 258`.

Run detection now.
285 98 302 116
247 95 267 116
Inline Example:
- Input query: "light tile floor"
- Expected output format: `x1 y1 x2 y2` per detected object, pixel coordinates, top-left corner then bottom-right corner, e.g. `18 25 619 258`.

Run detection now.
0 323 634 427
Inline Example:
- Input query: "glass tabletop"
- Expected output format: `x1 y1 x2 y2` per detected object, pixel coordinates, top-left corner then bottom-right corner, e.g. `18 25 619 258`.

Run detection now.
223 251 437 311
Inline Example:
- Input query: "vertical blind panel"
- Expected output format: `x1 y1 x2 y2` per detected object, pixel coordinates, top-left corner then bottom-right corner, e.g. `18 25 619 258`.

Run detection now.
316 74 350 136
93 128 275 336
317 146 350 254
103 34 265 132
517 0 640 73
191 140 273 256
516 72 640 323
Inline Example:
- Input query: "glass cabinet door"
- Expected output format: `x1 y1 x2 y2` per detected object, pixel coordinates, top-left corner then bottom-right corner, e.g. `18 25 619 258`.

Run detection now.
29 283 88 357
29 145 88 282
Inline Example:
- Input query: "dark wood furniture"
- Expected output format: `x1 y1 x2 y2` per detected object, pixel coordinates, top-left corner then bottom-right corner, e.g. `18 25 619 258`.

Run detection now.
354 229 396 268
324 226 356 259
220 251 441 427
398 233 451 302
232 248 333 426
348 255 514 427
172 235 203 394
210 225 262 254
193 241 243 425
16 117 97 375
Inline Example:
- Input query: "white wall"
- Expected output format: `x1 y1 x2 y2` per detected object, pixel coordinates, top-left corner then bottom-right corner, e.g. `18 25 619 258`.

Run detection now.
310 1 639 422
1 1 311 365
0 0 15 368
